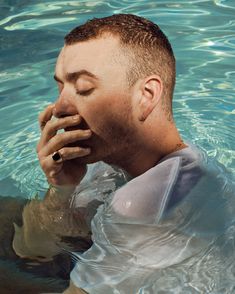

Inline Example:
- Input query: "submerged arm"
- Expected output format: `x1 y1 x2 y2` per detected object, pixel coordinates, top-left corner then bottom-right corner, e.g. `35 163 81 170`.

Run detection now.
12 184 92 262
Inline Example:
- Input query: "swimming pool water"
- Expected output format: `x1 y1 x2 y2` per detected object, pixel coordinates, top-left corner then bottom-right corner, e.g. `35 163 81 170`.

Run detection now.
0 0 235 293
0 0 234 197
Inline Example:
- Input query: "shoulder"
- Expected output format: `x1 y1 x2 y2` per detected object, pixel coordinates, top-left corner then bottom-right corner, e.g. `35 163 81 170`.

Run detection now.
111 144 204 223
111 156 183 223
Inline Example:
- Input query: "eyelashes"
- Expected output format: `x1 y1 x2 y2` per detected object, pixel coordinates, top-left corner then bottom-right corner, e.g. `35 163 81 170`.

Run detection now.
56 82 94 96
76 88 94 96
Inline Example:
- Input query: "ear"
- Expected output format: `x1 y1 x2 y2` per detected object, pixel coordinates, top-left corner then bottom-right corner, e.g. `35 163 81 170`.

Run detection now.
137 75 163 122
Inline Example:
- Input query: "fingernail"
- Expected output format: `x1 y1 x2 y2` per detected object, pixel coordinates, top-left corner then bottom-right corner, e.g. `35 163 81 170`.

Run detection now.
85 130 92 135
73 115 80 120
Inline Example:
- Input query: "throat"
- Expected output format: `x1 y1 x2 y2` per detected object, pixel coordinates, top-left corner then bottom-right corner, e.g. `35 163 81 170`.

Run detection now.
103 140 188 178
104 148 162 178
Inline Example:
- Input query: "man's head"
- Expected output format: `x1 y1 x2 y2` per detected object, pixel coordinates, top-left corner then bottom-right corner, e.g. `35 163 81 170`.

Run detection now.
53 14 176 169
64 14 175 107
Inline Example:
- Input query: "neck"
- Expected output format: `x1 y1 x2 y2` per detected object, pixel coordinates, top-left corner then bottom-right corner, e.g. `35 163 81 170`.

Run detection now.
117 150 161 177
105 138 187 177
102 108 189 178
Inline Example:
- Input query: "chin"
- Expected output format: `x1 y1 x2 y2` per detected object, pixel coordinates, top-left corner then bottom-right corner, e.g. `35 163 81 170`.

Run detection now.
66 135 114 164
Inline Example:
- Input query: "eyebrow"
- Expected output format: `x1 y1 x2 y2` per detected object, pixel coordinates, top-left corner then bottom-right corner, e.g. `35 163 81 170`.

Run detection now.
54 69 98 83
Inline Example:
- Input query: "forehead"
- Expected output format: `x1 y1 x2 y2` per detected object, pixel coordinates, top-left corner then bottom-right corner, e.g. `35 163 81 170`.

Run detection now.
56 36 126 78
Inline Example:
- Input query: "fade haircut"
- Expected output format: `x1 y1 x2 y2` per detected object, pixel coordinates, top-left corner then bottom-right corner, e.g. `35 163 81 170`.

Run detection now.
65 14 176 113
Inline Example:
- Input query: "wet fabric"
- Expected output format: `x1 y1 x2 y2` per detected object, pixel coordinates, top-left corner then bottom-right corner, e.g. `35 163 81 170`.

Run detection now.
70 143 235 293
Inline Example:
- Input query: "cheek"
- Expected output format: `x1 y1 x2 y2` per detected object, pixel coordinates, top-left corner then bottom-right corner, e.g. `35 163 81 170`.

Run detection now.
75 103 105 133
76 93 133 136
98 106 134 142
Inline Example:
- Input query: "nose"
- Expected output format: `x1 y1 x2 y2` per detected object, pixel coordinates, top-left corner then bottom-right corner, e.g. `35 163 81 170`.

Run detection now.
53 89 78 118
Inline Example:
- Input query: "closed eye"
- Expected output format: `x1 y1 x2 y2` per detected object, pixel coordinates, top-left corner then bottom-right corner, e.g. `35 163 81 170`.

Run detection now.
76 88 94 96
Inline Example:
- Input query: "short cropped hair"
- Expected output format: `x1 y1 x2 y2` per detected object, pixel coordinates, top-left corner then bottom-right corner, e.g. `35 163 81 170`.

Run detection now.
65 14 176 112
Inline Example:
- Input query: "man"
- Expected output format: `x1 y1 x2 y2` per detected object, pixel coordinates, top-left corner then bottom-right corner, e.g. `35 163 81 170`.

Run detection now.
12 14 234 293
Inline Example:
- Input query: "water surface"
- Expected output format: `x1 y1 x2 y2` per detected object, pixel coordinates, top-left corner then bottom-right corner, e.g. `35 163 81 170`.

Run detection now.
0 0 235 293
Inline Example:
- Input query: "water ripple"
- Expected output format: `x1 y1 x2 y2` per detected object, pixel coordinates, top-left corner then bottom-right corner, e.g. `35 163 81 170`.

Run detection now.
0 1 235 291
4 17 77 31
0 1 234 190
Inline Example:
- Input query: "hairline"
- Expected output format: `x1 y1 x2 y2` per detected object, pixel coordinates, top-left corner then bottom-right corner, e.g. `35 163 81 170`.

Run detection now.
64 33 139 87
64 31 175 117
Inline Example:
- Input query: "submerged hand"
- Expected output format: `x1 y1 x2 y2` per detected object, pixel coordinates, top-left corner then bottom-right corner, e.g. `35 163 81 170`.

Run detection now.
37 104 92 187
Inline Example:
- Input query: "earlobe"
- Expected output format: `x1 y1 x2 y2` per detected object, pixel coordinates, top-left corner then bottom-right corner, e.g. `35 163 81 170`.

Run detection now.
138 95 153 121
137 76 162 122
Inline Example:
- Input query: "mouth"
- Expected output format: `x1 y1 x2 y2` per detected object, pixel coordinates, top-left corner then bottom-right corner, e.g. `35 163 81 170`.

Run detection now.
64 126 80 132
64 121 89 132
64 124 92 149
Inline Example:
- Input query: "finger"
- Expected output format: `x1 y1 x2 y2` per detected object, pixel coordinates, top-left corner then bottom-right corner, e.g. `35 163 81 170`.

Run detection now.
39 115 82 146
40 155 63 179
38 104 55 131
57 146 91 161
40 147 91 176
37 115 83 152
43 114 82 139
39 129 92 157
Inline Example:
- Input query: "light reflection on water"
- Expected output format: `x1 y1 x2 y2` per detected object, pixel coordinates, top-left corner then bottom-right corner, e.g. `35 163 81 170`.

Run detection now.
0 0 235 293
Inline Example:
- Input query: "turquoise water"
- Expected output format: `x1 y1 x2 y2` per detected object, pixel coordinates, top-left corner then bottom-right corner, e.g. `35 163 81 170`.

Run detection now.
0 0 235 197
0 0 235 293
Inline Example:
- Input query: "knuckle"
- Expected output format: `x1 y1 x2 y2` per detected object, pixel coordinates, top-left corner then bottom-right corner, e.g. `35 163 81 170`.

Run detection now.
49 135 57 145
61 132 70 142
38 112 43 122
51 133 64 145
37 150 43 161
77 147 87 154
56 133 64 141
45 120 56 133
36 144 40 153
40 160 46 170
74 129 82 136
59 148 65 157
57 117 67 128
48 169 60 178
40 158 48 171
73 147 80 153
36 140 42 153
60 116 74 127
76 147 82 152
49 170 55 177
46 120 54 127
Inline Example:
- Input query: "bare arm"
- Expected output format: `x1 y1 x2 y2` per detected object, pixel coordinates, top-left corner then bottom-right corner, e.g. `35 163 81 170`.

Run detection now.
12 184 92 261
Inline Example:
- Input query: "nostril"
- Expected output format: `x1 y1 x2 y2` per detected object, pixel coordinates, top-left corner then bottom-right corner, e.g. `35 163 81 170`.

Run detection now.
53 103 79 119
52 107 68 119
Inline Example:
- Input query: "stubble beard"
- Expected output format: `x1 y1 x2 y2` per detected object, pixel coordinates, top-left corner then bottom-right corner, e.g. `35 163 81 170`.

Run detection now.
100 110 138 168
75 98 136 168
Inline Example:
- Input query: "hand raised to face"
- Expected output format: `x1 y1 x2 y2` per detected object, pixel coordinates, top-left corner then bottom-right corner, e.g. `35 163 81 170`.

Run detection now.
37 104 92 187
